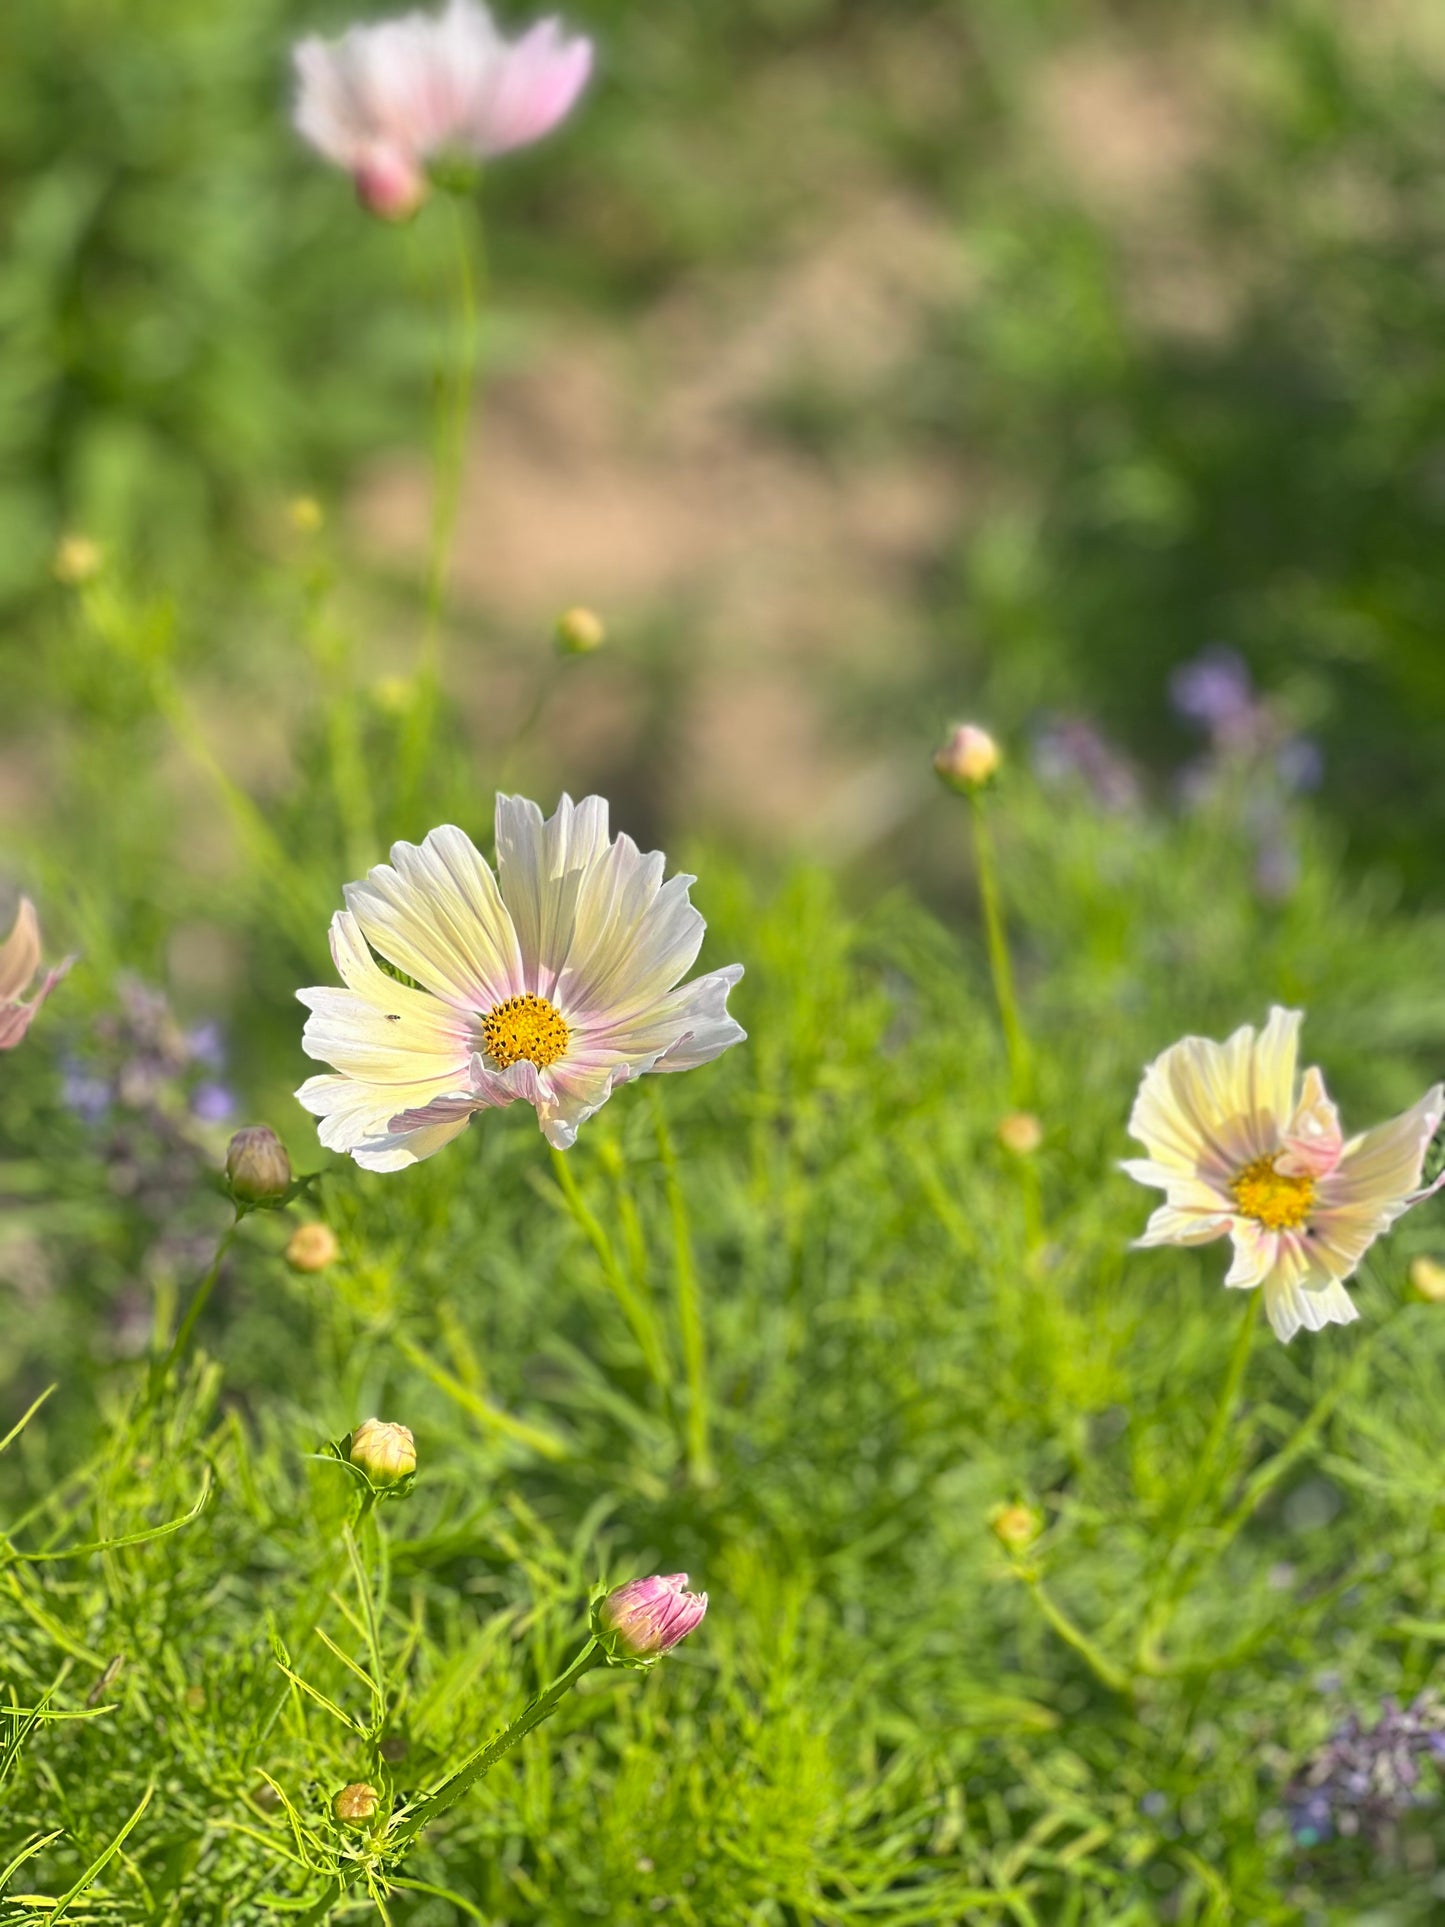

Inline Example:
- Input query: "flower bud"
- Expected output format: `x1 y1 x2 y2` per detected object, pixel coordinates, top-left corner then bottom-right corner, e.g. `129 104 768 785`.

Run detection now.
934 723 1001 792
354 146 428 222
997 1112 1043 1156
224 1126 292 1206
555 606 606 656
594 1573 707 1666
53 534 103 586
332 1782 381 1826
1409 1256 1445 1304
286 1221 340 1273
988 1501 1043 1554
349 1418 416 1488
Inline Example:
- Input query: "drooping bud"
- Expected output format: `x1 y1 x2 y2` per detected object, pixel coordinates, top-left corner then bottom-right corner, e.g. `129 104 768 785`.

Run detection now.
348 1418 416 1489
933 723 1001 793
332 1782 381 1827
1409 1256 1445 1304
988 1501 1043 1554
997 1112 1044 1156
354 145 428 222
555 606 606 656
53 534 103 586
593 1573 708 1667
286 1221 340 1273
224 1126 292 1206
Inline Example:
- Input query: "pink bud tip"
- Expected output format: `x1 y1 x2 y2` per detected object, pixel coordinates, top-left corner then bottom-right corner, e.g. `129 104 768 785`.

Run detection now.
354 147 429 222
595 1572 708 1662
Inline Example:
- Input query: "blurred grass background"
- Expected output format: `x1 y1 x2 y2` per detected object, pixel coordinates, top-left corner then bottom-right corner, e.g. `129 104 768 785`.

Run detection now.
5 0 1445 1921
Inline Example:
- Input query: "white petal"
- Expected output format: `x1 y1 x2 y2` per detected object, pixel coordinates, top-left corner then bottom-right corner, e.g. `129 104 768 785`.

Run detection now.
1133 1204 1232 1249
296 1070 476 1168
1324 1085 1445 1212
1127 1013 1298 1181
344 826 523 1014
1224 1220 1276 1290
494 792 610 996
556 835 706 1026
1263 1265 1359 1345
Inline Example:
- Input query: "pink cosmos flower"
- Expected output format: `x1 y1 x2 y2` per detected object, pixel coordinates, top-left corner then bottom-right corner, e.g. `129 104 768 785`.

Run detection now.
0 898 74 1051
1124 1006 1444 1342
293 0 593 219
594 1573 708 1664
296 794 745 1168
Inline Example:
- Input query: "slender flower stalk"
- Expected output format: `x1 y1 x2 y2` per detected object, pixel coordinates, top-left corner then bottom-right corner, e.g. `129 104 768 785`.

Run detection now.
650 1087 713 1485
968 789 1032 1110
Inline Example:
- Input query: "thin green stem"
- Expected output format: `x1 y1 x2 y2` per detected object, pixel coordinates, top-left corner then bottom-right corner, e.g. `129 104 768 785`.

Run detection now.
391 1638 604 1849
968 789 1030 1109
1136 1292 1259 1666
1021 1576 1133 1699
398 194 484 819
649 1087 713 1486
148 1218 241 1400
550 1148 671 1392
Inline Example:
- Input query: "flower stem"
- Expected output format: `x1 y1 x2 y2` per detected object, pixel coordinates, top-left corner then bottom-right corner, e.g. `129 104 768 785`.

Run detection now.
147 1217 241 1399
1021 1575 1133 1699
649 1087 713 1487
391 1638 605 1847
550 1149 671 1392
398 193 485 821
968 788 1031 1109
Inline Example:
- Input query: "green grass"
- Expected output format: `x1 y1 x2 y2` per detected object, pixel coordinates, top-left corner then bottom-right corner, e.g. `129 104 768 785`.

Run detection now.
5 0 1445 1920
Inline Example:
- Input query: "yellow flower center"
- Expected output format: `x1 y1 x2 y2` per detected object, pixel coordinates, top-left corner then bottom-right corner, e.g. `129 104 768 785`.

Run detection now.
480 993 569 1070
1230 1153 1315 1232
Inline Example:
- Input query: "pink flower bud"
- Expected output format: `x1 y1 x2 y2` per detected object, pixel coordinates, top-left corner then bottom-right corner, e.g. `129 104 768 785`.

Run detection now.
594 1573 707 1665
354 145 429 222
934 723 1001 792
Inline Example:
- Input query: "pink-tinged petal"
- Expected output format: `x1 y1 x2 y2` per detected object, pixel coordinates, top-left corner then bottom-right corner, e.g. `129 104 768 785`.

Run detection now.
1322 1085 1445 1212
354 143 429 219
0 898 42 1002
1133 1203 1232 1249
642 965 747 1074
0 959 75 1052
468 18 593 157
596 1573 708 1661
344 826 524 1014
1276 1064 1344 1179
494 792 610 995
296 1070 478 1170
1306 1205 1393 1282
1224 1220 1277 1290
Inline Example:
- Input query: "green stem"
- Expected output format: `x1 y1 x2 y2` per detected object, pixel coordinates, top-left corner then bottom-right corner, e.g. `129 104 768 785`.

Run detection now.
649 1088 713 1487
1136 1292 1259 1665
968 789 1030 1108
398 194 484 820
391 1639 605 1846
1022 1576 1133 1699
550 1149 671 1392
148 1218 241 1399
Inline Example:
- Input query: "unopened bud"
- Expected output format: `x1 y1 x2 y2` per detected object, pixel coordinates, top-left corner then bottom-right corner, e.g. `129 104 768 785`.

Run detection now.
555 606 606 656
53 534 103 586
332 1782 381 1826
934 723 1001 792
286 1221 340 1273
594 1573 708 1667
349 1418 416 1489
988 1501 1043 1554
997 1112 1044 1156
288 495 324 534
354 147 428 222
1409 1256 1445 1304
224 1126 292 1205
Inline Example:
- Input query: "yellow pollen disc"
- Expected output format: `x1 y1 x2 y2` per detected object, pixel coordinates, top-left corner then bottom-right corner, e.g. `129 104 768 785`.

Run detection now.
480 993 569 1070
1229 1154 1315 1232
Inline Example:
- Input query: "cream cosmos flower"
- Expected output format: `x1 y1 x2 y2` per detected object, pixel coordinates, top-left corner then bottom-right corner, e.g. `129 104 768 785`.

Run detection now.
293 0 593 219
1124 1007 1443 1343
296 795 745 1169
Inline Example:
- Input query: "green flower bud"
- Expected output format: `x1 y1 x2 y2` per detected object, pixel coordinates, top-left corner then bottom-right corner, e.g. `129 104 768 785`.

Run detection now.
555 606 606 655
225 1126 292 1206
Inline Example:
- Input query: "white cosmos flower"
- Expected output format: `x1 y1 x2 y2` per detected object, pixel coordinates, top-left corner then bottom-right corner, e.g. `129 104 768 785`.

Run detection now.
296 794 745 1169
1124 1006 1444 1343
293 0 593 219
